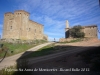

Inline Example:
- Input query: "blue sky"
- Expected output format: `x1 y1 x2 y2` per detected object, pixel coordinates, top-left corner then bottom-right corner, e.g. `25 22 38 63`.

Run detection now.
0 0 100 41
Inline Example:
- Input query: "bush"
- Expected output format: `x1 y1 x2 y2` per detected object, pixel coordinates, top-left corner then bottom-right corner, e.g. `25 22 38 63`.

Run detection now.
69 25 85 38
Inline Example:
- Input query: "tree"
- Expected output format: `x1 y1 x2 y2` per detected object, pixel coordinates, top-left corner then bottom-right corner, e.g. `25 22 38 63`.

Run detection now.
69 25 85 38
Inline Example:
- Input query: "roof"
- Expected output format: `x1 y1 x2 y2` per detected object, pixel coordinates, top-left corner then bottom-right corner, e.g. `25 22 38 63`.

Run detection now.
5 12 13 14
29 20 43 26
14 10 30 14
82 25 97 28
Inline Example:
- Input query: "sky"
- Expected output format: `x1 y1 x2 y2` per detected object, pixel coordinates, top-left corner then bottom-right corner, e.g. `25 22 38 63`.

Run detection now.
0 0 100 41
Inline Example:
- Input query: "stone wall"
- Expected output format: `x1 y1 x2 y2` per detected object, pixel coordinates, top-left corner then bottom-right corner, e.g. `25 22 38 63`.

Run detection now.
82 25 97 38
59 38 74 42
2 10 48 40
65 25 98 39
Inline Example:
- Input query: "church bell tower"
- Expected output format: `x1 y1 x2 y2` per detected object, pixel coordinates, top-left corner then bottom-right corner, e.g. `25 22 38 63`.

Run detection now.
65 20 70 38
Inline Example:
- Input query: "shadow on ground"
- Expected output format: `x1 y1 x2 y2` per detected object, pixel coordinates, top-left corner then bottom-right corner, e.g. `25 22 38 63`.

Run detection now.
13 45 100 75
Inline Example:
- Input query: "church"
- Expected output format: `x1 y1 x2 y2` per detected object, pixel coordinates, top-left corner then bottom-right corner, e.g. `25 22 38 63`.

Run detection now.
59 20 98 42
65 20 98 38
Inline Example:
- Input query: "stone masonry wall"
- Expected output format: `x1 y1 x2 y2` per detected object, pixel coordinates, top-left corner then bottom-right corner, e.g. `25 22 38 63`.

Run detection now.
2 10 47 40
82 25 97 38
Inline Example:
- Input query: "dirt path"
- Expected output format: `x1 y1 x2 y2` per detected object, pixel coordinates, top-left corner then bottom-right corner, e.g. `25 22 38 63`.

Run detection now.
30 42 100 75
0 42 53 70
31 51 100 75
0 39 100 74
27 42 100 64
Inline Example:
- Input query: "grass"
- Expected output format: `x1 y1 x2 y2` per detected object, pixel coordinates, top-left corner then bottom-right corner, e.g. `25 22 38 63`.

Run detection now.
22 44 55 58
22 43 75 59
0 40 48 75
0 40 47 58
59 38 83 43
0 66 16 75
0 59 32 75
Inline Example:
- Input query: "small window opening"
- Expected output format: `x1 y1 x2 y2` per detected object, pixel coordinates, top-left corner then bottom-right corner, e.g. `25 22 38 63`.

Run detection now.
29 28 30 31
10 26 12 29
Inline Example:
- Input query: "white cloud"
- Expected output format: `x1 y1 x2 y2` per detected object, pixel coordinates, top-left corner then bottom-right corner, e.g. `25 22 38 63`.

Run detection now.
17 0 42 12
16 0 99 20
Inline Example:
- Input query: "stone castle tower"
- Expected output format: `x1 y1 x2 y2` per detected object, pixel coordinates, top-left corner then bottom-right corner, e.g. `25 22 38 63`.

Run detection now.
2 10 48 40
65 20 98 38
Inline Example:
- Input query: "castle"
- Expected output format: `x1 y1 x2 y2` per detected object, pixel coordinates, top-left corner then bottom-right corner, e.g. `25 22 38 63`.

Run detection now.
2 10 48 40
60 20 98 42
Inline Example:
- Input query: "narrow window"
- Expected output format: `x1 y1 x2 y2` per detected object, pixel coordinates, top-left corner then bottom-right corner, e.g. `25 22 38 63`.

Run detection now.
10 26 12 29
96 33 97 36
29 28 30 31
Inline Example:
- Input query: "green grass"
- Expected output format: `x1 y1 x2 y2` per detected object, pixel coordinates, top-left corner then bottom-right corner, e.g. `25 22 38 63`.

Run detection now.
0 40 47 58
0 59 31 75
60 38 83 43
0 66 16 75
22 43 73 59
69 38 83 42
22 44 55 58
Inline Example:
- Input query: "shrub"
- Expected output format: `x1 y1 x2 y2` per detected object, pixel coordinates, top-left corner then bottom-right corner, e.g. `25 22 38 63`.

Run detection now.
69 25 85 38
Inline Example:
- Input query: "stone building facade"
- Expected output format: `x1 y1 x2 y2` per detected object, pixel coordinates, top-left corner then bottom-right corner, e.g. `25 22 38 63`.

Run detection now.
81 25 97 38
65 20 98 38
59 20 98 42
2 10 48 40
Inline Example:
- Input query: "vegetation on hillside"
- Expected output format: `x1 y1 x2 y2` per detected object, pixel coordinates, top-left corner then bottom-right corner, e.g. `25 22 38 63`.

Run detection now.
0 40 47 58
59 38 83 43
22 43 77 59
69 25 85 38
0 59 31 75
